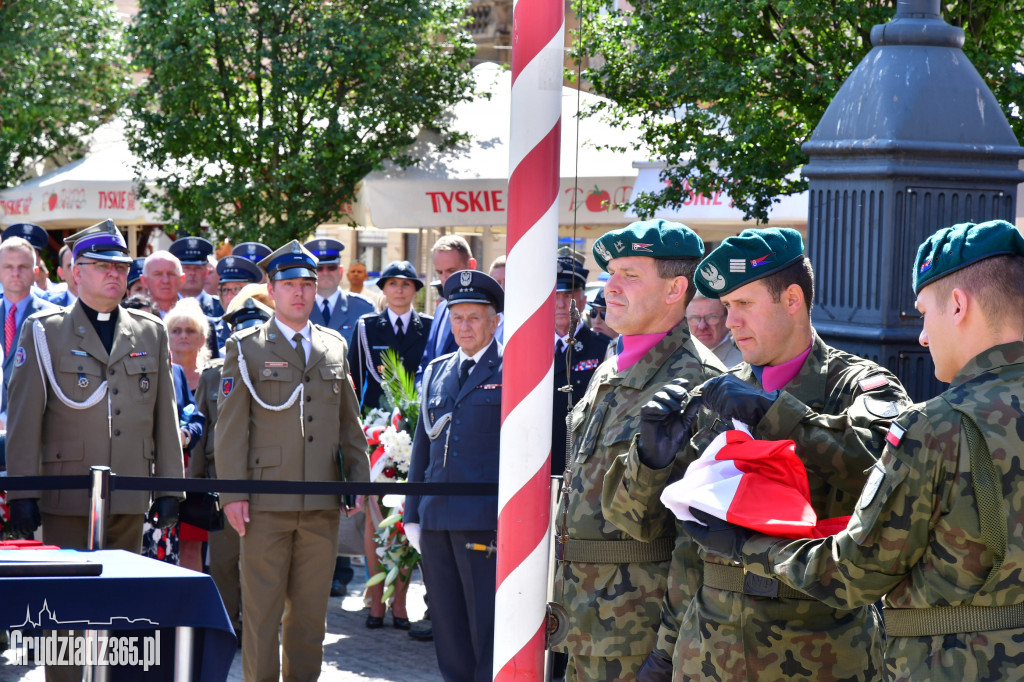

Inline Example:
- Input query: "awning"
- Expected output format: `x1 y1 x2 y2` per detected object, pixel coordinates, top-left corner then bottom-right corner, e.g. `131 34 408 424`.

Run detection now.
357 63 641 231
629 161 808 241
0 120 163 229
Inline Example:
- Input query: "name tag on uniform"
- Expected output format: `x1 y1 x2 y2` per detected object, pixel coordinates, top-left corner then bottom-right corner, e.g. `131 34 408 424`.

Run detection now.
265 361 289 368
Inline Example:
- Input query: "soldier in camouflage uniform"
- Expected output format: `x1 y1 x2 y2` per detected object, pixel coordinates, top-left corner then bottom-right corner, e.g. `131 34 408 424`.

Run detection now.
551 219 725 681
605 228 912 681
688 220 1024 682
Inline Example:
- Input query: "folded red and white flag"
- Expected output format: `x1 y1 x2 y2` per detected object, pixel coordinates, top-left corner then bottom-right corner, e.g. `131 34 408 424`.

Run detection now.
662 423 849 539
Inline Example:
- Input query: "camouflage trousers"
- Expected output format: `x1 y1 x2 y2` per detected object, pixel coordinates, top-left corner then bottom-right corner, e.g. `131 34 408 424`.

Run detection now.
567 653 646 681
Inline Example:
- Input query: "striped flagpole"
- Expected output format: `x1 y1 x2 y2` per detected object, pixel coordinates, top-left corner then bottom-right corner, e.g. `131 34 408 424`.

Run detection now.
493 0 564 679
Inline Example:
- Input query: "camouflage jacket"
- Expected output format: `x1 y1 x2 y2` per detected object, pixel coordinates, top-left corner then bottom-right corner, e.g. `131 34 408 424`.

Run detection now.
743 341 1024 682
552 323 724 658
608 333 911 680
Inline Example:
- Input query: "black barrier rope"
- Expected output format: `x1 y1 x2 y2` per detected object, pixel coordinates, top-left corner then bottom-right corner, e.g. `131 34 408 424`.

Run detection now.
1 475 499 497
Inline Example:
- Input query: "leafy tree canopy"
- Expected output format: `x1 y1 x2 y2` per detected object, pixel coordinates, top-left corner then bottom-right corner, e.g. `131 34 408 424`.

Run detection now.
128 0 476 244
0 0 130 189
575 0 1024 222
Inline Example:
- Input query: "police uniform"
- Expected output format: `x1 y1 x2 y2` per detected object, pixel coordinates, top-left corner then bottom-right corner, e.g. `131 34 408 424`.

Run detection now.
405 270 503 682
612 228 912 681
169 236 224 317
126 257 146 292
552 255 609 476
191 298 274 637
732 221 1024 682
232 241 272 264
551 221 726 681
304 238 374 346
5 220 185 552
348 260 431 412
211 255 264 348
214 241 369 682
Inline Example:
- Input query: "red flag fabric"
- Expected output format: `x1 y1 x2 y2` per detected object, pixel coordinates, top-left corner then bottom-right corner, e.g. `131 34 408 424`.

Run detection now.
662 426 850 539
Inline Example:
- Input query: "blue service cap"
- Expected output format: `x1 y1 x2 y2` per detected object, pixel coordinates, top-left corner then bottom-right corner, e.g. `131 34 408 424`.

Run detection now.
216 255 264 284
443 270 503 313
232 241 272 264
222 297 273 331
556 255 589 292
168 236 214 265
377 260 423 291
258 240 318 281
303 238 345 266
3 223 49 251
64 219 132 264
127 258 146 286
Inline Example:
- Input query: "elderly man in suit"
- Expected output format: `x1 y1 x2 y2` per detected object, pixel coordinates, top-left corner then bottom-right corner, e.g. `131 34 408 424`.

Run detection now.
0 235 58 416
405 270 503 682
6 219 184 548
305 237 374 346
216 240 370 682
349 260 432 413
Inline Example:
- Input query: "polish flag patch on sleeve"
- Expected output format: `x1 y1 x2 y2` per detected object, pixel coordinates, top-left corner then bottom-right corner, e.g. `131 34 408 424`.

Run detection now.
859 374 890 391
885 423 905 448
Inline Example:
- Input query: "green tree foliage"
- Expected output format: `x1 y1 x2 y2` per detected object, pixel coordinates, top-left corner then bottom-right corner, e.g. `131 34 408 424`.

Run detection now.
0 0 130 189
127 0 476 244
575 0 1024 222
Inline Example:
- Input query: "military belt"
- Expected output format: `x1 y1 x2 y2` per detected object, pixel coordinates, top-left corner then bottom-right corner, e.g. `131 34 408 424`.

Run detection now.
703 561 815 600
884 603 1024 637
555 536 673 563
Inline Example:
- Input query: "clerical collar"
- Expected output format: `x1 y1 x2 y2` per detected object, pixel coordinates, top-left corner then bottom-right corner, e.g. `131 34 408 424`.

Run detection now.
80 301 119 325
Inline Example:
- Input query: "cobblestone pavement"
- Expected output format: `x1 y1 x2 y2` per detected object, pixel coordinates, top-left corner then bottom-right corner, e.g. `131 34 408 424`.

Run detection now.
0 569 442 682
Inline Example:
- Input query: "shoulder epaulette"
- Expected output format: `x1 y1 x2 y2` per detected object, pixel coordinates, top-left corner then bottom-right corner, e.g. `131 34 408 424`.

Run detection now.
234 325 262 341
202 358 226 372
123 307 163 325
429 351 456 367
315 324 345 341
30 308 64 321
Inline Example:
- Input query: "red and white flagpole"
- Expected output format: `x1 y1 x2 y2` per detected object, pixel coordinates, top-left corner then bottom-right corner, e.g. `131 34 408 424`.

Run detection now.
494 0 564 678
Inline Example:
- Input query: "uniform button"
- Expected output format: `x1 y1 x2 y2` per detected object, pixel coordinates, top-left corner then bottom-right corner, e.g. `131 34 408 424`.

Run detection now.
455 419 461 425
453 435 459 441
112 388 119 395
114 409 121 415
307 435 314 442
255 458 260 465
56 453 61 460
307 415 313 422
306 396 312 402
77 365 84 371
109 369 115 376
273 372 279 377
114 429 121 436
305 376 310 382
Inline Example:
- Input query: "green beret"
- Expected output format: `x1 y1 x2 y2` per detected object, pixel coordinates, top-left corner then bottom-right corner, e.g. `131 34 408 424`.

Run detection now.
914 219 1024 293
694 227 804 298
593 219 704 272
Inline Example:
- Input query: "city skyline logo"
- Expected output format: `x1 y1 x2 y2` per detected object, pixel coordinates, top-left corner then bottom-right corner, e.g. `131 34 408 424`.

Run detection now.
9 600 160 630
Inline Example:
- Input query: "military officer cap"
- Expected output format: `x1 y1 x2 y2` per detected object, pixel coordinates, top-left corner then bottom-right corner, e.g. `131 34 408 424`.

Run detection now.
3 223 49 251
232 241 272 263
222 297 273 331
127 257 146 287
593 219 704 272
216 254 264 284
591 288 607 310
65 219 132 264
443 270 503 313
168 236 214 265
377 260 423 291
694 227 804 298
303 238 345 265
556 254 589 291
259 240 318 281
557 245 586 265
914 219 1024 293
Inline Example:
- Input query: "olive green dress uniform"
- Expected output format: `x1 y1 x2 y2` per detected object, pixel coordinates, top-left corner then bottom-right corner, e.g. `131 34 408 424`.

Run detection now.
741 342 1024 681
6 302 185 551
552 322 724 680
215 317 369 682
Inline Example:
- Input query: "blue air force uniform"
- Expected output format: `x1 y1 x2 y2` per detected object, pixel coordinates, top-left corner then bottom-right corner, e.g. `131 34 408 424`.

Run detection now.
405 270 503 682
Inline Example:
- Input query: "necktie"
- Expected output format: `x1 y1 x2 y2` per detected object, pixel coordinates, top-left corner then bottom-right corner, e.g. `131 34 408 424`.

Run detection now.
437 306 451 354
459 358 476 387
395 316 405 342
320 300 331 326
292 332 306 369
556 339 565 355
4 305 15 354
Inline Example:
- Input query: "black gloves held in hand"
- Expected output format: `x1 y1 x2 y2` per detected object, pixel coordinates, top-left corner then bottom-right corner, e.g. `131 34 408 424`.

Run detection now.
638 379 702 470
701 375 779 427
636 649 673 682
682 508 752 564
9 499 41 537
146 496 180 530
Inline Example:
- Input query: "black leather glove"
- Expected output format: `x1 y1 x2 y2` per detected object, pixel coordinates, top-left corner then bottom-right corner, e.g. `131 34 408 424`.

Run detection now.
701 375 779 426
9 499 42 537
636 649 673 682
681 508 752 563
638 379 702 469
146 496 180 530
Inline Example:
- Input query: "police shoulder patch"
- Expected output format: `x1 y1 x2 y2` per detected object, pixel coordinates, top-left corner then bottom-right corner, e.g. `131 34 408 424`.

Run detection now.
14 347 25 367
